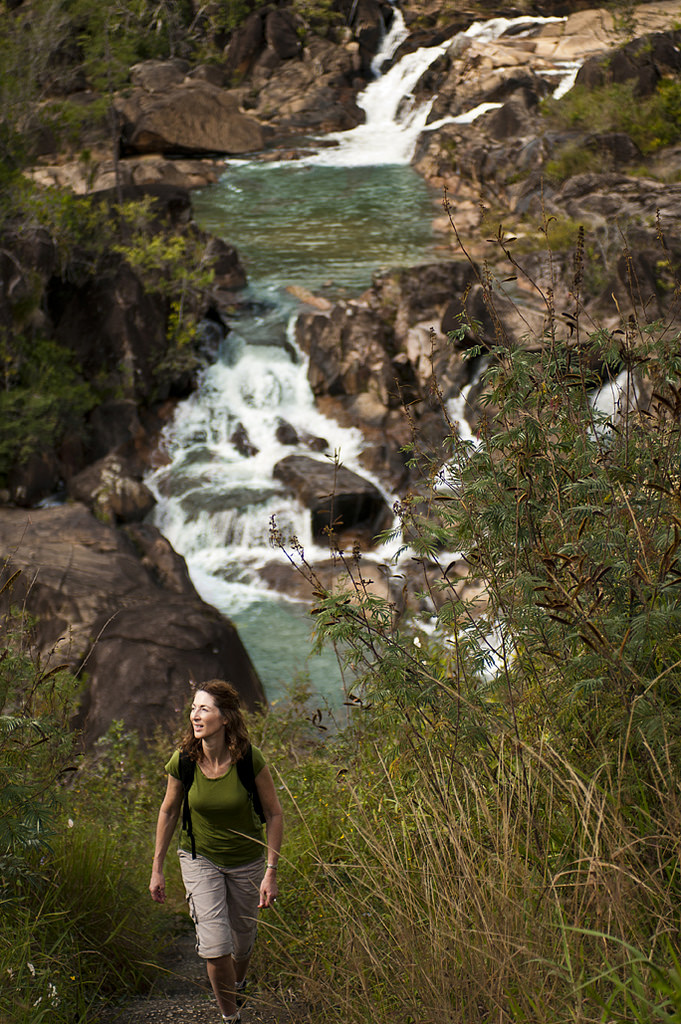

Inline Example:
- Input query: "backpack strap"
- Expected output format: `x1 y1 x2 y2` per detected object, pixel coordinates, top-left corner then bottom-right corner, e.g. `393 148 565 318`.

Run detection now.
178 751 197 859
236 743 266 824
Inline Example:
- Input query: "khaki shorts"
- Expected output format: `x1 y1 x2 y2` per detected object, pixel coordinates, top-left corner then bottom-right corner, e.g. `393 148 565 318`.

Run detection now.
178 850 265 960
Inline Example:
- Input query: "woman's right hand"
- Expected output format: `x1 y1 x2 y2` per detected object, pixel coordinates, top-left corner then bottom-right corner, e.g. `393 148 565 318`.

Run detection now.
149 869 166 903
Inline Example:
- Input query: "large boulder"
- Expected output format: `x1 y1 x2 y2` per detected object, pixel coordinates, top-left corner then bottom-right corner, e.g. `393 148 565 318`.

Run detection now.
117 74 265 155
296 303 396 408
67 454 157 523
224 12 266 81
273 454 392 543
265 8 303 60
0 505 265 745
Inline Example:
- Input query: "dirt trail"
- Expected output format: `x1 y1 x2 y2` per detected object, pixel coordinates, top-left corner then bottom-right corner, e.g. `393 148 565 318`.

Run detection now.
98 932 300 1024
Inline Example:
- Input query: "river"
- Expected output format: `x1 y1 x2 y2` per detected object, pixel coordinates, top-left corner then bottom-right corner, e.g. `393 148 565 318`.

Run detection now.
145 11 576 709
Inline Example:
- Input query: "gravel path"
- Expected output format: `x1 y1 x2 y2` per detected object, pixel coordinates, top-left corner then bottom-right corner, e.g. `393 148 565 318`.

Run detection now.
97 931 303 1024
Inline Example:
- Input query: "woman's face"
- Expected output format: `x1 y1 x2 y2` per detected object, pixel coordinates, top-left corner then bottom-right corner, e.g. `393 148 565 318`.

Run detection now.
190 690 227 741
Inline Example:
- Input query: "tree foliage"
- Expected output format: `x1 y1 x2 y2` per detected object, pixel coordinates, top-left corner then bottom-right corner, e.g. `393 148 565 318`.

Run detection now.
272 227 681 785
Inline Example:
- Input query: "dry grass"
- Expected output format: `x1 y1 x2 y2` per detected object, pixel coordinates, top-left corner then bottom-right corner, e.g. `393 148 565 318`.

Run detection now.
261 731 681 1024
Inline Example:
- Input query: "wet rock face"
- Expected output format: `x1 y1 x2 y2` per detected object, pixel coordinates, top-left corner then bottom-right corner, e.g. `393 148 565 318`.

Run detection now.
0 505 265 746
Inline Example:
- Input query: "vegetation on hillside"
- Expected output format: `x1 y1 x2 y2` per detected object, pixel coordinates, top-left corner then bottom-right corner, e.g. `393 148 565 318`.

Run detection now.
540 77 681 183
0 0 348 169
262 224 681 1022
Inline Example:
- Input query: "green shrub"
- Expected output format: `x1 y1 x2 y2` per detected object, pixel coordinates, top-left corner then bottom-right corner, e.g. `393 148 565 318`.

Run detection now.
0 600 80 880
0 334 97 485
0 828 165 1023
541 80 681 155
264 227 681 1021
543 142 612 184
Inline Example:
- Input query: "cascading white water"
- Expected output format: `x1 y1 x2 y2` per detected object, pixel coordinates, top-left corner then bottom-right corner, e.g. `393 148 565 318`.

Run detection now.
149 10 587 702
147 324 381 607
307 13 571 167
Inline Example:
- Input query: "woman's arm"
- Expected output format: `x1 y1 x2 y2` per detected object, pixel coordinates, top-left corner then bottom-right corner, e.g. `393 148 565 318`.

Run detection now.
255 765 283 908
149 774 184 903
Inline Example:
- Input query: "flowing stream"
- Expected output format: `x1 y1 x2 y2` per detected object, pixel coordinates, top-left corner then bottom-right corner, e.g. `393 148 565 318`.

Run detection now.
147 11 577 707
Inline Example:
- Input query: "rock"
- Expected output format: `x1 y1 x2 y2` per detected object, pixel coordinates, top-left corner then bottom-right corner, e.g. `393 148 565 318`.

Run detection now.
7 451 62 507
248 36 365 132
275 417 329 449
67 454 157 524
0 505 265 745
292 261 485 491
230 422 259 457
85 401 147 464
286 284 333 310
130 58 191 92
187 64 228 87
300 430 329 453
205 236 248 292
273 454 391 543
296 303 395 407
117 75 265 155
224 12 265 82
123 521 196 595
351 0 387 73
0 196 247 502
483 89 541 142
26 155 225 194
275 418 299 445
50 259 171 401
575 30 681 97
265 9 302 61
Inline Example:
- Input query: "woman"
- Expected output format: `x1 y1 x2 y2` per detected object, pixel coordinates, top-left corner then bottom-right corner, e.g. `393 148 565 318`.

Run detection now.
149 679 283 1024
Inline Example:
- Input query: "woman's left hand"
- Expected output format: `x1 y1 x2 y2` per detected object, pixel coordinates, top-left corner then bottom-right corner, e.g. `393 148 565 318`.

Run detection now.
259 867 279 908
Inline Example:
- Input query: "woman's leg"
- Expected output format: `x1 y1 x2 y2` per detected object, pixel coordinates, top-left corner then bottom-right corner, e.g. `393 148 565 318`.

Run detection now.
178 852 237 1016
225 858 264 993
206 954 237 1017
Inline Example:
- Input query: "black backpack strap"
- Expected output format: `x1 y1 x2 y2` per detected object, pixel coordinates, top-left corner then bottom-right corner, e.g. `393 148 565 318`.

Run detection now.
178 751 197 859
236 743 266 824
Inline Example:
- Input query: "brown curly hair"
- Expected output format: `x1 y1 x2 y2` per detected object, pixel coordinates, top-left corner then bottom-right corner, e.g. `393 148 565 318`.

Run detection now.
180 679 251 764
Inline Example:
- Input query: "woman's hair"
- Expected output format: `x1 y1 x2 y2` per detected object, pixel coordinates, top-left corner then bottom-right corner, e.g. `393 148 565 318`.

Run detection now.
180 679 251 763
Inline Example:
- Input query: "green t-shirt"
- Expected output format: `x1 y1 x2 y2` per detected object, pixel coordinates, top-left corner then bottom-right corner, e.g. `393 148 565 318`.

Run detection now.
166 747 266 868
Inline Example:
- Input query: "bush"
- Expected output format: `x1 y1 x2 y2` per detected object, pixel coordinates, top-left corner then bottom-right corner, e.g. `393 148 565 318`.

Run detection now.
541 80 681 155
265 228 681 1021
0 592 174 1023
0 828 164 1023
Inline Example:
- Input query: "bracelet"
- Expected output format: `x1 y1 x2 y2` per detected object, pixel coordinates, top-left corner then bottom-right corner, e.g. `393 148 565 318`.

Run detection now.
266 863 278 870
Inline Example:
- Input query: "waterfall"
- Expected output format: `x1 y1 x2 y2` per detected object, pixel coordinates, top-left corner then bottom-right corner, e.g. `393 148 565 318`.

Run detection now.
146 321 375 598
148 10 587 701
308 14 571 167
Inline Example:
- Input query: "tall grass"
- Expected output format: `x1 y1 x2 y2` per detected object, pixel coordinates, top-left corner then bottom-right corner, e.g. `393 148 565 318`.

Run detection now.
253 726 681 1023
261 214 681 1021
0 615 180 1024
0 827 164 1023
